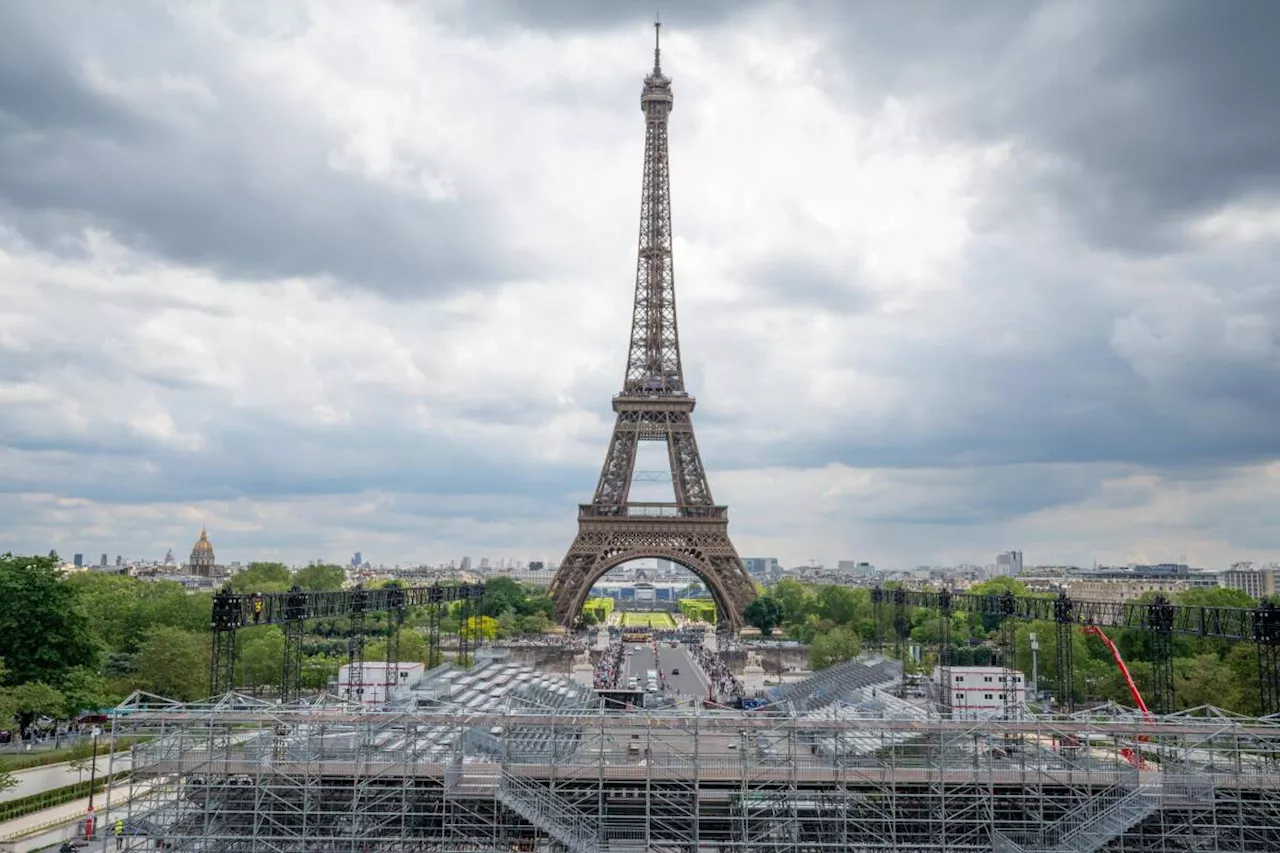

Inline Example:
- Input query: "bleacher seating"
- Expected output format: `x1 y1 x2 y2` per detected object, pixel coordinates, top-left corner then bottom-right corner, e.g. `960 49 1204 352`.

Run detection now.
399 659 594 764
766 656 901 714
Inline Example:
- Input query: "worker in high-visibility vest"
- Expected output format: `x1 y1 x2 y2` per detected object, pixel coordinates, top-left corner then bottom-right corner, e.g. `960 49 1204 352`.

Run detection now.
114 819 125 849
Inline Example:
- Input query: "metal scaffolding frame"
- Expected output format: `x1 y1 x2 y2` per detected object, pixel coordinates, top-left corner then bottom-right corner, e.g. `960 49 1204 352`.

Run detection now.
106 691 1280 853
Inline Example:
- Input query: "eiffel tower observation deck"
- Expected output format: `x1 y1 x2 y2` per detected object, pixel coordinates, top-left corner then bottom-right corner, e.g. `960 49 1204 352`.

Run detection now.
548 23 756 631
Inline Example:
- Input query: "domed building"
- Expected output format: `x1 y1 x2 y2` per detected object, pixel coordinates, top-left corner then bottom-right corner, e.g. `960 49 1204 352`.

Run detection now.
188 526 217 578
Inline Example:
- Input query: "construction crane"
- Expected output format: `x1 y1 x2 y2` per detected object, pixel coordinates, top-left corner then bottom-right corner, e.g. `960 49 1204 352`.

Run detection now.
1081 624 1150 767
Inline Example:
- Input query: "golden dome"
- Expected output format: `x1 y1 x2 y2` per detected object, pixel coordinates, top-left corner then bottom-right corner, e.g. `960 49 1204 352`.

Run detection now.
192 526 214 554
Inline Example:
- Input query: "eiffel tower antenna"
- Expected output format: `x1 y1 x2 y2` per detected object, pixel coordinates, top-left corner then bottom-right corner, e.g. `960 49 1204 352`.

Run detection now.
653 14 662 73
549 24 756 633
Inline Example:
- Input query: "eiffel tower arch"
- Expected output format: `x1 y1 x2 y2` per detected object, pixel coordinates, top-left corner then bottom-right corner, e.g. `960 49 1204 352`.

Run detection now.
549 23 756 633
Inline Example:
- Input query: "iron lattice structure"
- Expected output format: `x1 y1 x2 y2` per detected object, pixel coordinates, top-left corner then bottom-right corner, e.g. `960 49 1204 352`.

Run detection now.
550 23 754 631
875 587 1280 715
108 690 1280 853
210 582 486 699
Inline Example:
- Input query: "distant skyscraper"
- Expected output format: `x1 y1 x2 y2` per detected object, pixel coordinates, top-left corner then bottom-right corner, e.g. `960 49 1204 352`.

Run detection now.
100 553 108 567
351 551 363 568
460 556 472 572
742 557 781 581
479 557 491 569
115 555 122 566
164 548 175 565
995 551 1023 577
73 553 83 568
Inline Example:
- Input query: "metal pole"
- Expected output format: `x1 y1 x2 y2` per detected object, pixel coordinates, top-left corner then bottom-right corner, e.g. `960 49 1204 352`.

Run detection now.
86 727 100 815
1029 632 1039 703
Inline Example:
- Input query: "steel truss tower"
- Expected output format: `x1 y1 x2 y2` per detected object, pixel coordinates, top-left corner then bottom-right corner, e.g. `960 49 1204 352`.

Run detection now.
549 23 755 631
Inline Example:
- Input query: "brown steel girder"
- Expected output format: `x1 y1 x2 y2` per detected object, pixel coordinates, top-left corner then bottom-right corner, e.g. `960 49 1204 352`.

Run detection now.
550 32 756 634
549 514 755 632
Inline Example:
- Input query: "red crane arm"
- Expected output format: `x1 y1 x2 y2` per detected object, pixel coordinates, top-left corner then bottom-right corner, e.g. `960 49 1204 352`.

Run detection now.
1081 624 1151 717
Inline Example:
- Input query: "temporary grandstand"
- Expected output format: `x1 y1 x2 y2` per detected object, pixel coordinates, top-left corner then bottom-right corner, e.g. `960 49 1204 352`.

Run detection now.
103 655 1280 853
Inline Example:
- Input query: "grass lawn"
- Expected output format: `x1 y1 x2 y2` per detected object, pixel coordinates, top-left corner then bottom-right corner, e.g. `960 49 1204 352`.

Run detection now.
620 612 677 629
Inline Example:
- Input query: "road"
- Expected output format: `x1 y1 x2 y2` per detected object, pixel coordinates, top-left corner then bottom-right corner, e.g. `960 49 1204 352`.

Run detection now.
623 643 708 702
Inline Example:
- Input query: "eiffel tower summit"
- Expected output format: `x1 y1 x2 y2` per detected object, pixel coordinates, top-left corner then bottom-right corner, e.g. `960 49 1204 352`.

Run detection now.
549 22 757 632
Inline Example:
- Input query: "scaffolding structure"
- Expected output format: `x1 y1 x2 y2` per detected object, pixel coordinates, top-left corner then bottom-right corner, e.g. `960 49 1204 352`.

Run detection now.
103 688 1280 853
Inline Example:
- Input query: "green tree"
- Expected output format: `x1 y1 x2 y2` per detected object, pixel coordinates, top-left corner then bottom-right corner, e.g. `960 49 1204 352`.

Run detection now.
231 562 293 594
238 627 285 694
815 586 860 626
770 579 813 626
59 667 112 718
132 627 209 701
0 554 97 685
478 577 526 618
365 628 433 666
67 574 209 654
0 769 13 795
5 681 67 728
517 613 553 635
292 564 346 592
743 596 785 637
810 627 862 670
462 615 499 642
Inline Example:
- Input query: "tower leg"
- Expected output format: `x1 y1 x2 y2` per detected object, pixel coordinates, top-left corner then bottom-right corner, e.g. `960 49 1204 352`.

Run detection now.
210 628 236 696
1147 597 1175 715
893 589 908 691
281 619 304 703
1256 601 1280 715
871 587 884 653
385 609 403 699
1053 593 1075 712
938 589 953 719
427 598 442 669
209 587 240 695
348 590 367 703
458 599 472 667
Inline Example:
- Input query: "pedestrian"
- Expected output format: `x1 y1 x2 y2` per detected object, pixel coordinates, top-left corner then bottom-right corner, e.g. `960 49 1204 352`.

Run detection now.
115 819 124 849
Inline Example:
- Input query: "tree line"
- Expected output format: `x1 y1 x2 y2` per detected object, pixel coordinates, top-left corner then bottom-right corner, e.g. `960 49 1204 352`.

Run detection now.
743 576 1268 714
0 556 563 723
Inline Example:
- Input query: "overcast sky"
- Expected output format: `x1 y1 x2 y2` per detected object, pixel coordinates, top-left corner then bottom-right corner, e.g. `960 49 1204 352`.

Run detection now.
2 1 1278 571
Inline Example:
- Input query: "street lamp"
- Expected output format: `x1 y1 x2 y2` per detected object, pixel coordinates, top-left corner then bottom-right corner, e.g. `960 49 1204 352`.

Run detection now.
85 726 101 839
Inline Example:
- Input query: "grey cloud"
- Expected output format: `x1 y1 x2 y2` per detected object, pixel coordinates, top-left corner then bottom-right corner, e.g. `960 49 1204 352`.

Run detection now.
811 2 1280 250
0 2 515 299
441 0 761 33
742 254 874 313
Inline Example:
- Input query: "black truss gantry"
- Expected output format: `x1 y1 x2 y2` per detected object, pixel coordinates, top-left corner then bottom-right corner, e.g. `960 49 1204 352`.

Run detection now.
209 582 486 699
875 586 1280 715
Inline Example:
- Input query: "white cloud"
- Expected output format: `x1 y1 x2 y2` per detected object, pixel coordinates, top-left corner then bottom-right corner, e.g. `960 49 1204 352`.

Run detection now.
1 1 1278 574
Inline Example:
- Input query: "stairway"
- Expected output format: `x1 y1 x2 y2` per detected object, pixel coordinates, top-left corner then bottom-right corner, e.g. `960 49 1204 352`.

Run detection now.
992 784 1162 853
497 772 600 853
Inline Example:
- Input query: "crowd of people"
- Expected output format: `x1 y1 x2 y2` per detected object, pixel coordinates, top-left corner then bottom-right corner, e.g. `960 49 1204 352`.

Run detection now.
593 640 625 689
494 634 587 651
691 643 743 703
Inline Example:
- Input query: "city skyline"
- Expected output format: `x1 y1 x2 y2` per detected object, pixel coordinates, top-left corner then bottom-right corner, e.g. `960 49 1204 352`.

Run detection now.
2 3 1279 570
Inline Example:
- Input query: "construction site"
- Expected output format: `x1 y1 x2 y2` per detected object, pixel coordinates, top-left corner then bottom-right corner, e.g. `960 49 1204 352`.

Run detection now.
101 650 1280 853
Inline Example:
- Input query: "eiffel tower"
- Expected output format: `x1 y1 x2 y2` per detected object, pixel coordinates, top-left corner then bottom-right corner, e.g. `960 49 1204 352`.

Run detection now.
549 23 756 632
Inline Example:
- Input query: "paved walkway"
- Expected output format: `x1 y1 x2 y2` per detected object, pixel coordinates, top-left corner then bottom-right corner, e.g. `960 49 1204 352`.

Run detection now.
0 780 159 853
0 754 134 804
